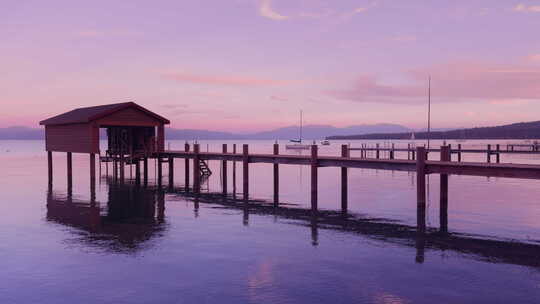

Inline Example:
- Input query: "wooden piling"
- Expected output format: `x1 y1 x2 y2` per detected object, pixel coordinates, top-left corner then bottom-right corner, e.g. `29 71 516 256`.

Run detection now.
168 157 174 187
90 153 96 187
184 143 190 190
496 144 501 163
233 144 237 196
120 154 125 183
390 143 395 159
458 144 462 162
273 143 279 205
47 151 53 184
376 144 380 159
487 144 491 163
243 144 249 201
311 145 318 213
341 144 348 213
193 144 200 194
440 146 450 233
135 158 141 184
143 157 148 186
67 152 72 188
157 156 162 187
113 158 118 181
416 147 426 233
222 144 227 195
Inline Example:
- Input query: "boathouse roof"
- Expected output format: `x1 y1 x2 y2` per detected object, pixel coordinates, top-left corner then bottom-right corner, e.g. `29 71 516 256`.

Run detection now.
40 102 170 126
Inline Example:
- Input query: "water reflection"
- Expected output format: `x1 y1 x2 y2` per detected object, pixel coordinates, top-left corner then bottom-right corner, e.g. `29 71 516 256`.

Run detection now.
45 177 540 268
46 182 166 253
165 190 540 269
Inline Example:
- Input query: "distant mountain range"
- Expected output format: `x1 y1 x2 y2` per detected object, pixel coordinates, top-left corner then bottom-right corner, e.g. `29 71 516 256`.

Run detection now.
327 121 540 140
0 124 410 140
6 121 540 140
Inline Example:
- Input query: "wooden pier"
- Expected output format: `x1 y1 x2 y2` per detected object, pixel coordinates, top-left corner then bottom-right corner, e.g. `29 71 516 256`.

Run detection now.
143 143 540 232
41 102 540 234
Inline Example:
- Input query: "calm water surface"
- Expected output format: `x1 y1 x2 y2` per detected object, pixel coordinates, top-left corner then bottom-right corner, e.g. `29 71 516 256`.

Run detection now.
1 139 540 303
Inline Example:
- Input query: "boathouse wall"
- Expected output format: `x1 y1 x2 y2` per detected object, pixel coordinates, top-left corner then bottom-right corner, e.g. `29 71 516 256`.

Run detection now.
45 123 98 153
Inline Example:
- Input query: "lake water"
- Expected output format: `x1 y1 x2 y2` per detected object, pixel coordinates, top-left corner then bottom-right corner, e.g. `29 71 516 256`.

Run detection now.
1 139 540 303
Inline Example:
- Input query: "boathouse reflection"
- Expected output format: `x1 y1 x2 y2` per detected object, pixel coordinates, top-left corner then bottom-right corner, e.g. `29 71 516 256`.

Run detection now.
46 183 166 252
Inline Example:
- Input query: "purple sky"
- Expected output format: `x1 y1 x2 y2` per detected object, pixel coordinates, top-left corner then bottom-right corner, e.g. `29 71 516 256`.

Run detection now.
2 0 540 132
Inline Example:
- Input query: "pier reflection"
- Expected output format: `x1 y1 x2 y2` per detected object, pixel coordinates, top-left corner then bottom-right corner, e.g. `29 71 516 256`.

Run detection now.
46 182 166 253
166 189 540 269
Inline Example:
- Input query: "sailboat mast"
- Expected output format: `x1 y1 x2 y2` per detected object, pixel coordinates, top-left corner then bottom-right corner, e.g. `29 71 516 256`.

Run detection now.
427 76 431 150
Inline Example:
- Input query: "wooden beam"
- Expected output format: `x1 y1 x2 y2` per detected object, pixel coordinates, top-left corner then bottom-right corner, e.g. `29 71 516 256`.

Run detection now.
440 146 450 233
222 144 227 195
193 144 200 194
143 157 148 186
416 147 426 233
67 152 72 189
168 157 174 187
233 144 237 196
243 144 249 201
273 143 279 205
184 143 190 190
311 145 318 213
90 153 96 188
157 155 162 187
135 158 141 184
120 154 125 183
47 151 53 184
341 144 348 213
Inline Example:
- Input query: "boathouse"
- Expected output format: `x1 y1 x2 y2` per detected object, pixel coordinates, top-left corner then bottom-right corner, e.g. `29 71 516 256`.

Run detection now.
40 102 170 185
40 102 169 154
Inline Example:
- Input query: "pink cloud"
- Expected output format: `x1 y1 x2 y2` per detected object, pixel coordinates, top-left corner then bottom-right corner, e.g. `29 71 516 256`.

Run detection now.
327 61 540 103
162 72 294 87
513 4 540 12
269 95 288 101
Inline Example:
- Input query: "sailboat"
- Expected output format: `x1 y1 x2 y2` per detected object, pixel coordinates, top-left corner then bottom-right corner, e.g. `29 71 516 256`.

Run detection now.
286 110 310 150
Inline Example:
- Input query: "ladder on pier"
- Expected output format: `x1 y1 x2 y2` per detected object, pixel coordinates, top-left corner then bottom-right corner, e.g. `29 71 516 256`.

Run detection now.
199 160 212 176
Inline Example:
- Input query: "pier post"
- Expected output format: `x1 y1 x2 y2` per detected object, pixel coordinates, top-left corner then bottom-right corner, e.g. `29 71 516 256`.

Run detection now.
487 144 491 163
47 151 53 184
222 144 228 195
113 157 118 181
416 147 427 233
233 144 237 197
143 157 148 186
135 158 141 184
90 153 96 188
407 144 411 160
376 144 380 159
440 146 450 233
120 154 125 183
458 144 462 162
311 145 318 213
341 144 348 213
67 152 72 189
243 144 249 201
273 143 279 205
157 155 162 187
496 144 501 163
390 143 395 159
193 144 200 194
184 143 190 190
168 157 174 187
